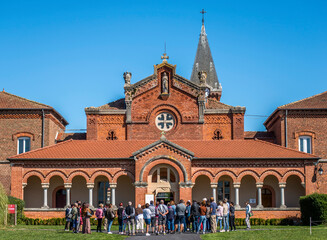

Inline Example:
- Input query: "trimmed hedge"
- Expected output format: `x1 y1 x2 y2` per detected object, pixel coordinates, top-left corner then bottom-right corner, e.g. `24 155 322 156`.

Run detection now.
7 196 25 220
300 193 327 225
21 217 295 226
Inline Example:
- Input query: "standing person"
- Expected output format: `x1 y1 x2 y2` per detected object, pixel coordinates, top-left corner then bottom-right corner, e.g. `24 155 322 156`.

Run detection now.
106 203 115 234
157 200 168 235
245 201 252 230
117 203 124 234
81 203 92 234
205 202 211 232
103 202 109 232
143 203 152 236
95 203 104 232
77 201 83 233
136 204 144 234
149 200 157 234
125 201 136 236
167 203 175 233
224 198 230 232
65 204 72 231
191 200 200 233
217 201 223 232
175 199 186 233
71 203 78 233
185 200 191 232
222 199 229 232
197 201 207 234
209 197 217 233
229 202 236 231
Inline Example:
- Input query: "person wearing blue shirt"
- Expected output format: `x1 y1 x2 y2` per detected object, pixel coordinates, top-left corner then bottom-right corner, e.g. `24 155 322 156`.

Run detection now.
209 197 217 233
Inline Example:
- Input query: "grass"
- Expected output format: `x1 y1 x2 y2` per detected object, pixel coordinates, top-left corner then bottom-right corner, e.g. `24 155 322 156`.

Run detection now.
0 224 125 240
1 224 327 239
201 225 327 240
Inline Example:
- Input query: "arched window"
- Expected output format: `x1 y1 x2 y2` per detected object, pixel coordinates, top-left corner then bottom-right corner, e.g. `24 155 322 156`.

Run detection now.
299 136 312 153
17 137 30 154
151 167 176 183
218 180 230 201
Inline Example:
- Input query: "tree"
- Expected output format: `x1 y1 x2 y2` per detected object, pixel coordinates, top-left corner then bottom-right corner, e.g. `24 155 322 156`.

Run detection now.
0 182 8 225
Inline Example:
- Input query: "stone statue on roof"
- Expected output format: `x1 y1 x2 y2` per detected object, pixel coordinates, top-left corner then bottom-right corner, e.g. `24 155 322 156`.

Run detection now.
162 72 169 94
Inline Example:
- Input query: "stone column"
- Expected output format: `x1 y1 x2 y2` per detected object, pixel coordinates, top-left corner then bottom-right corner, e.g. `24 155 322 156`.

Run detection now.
64 183 72 208
22 183 27 200
110 183 117 206
233 183 241 209
87 183 94 208
279 183 287 208
41 183 49 208
211 183 218 202
256 183 264 209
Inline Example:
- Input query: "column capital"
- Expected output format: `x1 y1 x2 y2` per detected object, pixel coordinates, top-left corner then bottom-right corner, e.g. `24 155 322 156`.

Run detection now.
64 183 72 189
87 183 94 189
210 183 218 188
233 183 241 188
180 181 194 188
133 181 148 188
41 183 49 189
279 182 286 188
256 182 264 188
22 183 27 189
110 183 117 189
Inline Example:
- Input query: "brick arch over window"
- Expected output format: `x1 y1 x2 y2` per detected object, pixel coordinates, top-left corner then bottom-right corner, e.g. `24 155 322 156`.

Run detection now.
140 156 188 183
294 131 316 139
237 170 260 182
67 170 90 183
192 170 214 183
282 170 305 183
44 170 68 183
113 170 135 183
12 132 35 141
90 170 113 183
259 170 283 182
146 104 183 124
23 170 45 183
215 170 237 182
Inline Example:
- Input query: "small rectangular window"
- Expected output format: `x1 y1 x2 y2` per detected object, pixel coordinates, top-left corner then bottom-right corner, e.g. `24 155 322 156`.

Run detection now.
18 137 31 154
299 136 312 154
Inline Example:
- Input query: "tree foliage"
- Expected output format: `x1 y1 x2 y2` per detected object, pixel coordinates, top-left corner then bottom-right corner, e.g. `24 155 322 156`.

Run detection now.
0 182 8 225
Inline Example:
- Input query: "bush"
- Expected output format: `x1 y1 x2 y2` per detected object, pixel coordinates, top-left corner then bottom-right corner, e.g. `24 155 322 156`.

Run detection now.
300 193 327 225
7 196 25 221
0 182 8 225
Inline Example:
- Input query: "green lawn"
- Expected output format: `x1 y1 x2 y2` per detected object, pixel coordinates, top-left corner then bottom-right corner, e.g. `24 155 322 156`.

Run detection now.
0 225 125 240
1 225 327 240
201 225 327 240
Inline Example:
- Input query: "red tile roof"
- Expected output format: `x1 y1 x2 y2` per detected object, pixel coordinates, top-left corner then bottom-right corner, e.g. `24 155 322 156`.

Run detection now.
93 98 126 110
278 91 327 109
9 139 318 160
56 132 87 142
206 98 233 109
244 131 275 139
0 91 52 109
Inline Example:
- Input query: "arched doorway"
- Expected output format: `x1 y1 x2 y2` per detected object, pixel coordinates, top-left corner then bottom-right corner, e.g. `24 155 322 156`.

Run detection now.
71 176 88 203
192 175 211 202
285 175 305 207
240 175 256 207
217 175 234 203
94 175 110 206
24 176 43 208
116 175 135 207
54 188 67 208
147 164 179 204
262 175 279 207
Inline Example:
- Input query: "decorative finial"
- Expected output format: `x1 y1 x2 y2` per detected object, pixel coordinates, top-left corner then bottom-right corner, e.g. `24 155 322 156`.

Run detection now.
123 72 132 85
200 9 206 25
160 130 166 140
161 53 169 62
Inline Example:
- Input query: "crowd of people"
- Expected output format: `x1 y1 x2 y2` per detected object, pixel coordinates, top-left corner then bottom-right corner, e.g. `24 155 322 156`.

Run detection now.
64 197 253 236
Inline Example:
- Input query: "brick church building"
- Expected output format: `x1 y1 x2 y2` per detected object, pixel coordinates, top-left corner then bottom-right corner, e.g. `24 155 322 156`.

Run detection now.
2 22 326 219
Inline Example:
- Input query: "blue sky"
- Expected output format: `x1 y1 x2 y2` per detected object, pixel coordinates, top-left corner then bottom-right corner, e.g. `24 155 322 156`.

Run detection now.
1 0 326 131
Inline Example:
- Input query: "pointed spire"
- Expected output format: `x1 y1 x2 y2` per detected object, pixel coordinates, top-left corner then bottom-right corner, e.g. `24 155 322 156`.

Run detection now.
190 19 220 91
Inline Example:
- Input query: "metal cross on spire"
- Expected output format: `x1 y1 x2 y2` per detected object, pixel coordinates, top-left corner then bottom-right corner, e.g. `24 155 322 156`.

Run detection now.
200 9 206 25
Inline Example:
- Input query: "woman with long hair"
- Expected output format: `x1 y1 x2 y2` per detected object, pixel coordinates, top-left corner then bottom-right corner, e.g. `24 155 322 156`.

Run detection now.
81 203 93 234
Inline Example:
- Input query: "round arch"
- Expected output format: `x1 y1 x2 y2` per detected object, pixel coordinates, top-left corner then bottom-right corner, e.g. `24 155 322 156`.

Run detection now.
215 170 237 182
67 170 90 183
140 156 188 182
282 170 305 183
90 170 113 183
237 170 260 182
44 170 67 183
259 170 282 182
192 170 214 183
113 170 135 183
23 170 45 184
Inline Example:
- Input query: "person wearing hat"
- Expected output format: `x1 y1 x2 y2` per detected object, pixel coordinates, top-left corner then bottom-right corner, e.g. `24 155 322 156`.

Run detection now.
117 202 124 234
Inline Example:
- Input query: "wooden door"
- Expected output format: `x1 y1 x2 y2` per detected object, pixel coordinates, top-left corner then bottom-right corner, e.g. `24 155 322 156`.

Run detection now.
262 188 272 207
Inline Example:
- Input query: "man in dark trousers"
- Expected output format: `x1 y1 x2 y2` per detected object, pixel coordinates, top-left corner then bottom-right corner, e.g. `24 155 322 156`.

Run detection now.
125 201 136 235
191 200 200 232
